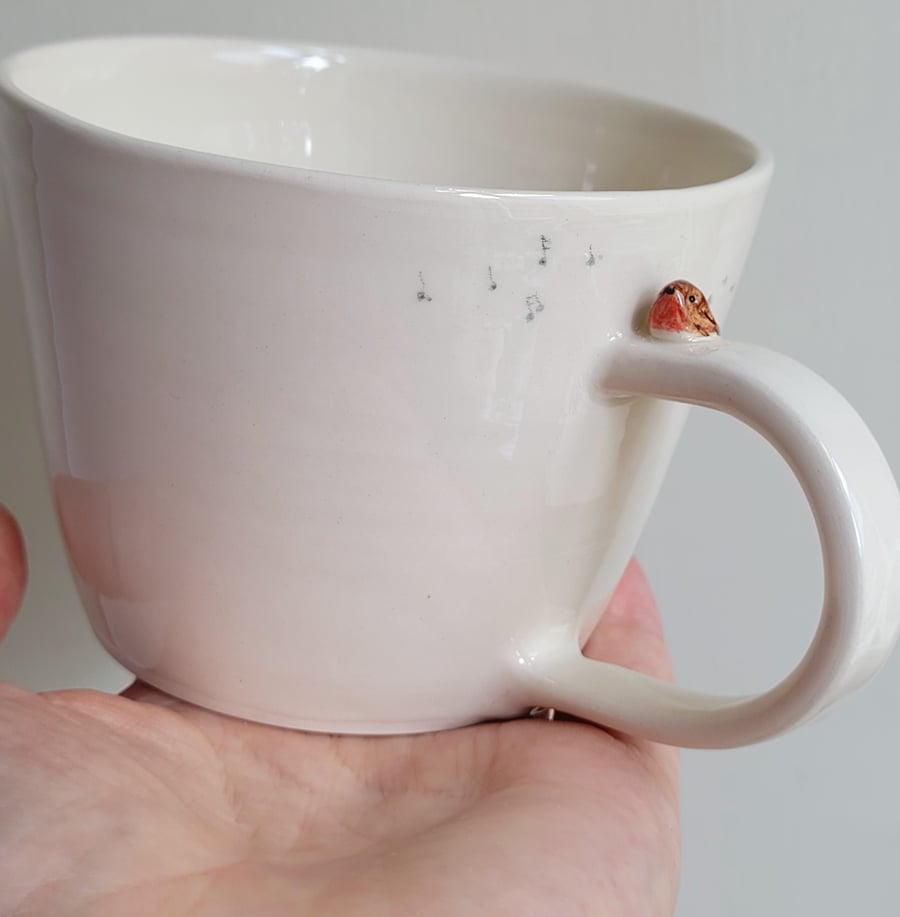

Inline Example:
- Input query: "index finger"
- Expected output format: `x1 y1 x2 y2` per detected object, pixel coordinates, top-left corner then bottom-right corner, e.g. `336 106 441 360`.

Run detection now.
0 506 26 644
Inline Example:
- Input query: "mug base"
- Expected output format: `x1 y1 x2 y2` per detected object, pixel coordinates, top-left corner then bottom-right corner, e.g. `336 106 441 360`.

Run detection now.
113 662 517 736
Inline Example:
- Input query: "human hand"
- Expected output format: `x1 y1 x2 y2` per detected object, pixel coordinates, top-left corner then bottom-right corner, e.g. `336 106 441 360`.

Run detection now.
0 506 678 916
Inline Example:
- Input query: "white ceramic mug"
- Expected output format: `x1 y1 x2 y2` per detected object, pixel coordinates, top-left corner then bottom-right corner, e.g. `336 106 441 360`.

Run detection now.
2 37 899 748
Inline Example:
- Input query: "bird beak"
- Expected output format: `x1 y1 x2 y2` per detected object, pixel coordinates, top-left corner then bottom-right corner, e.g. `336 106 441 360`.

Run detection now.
656 286 685 310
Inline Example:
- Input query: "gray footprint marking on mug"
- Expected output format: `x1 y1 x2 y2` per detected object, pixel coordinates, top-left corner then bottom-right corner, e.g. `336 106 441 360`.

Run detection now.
416 271 432 302
525 293 544 322
538 235 551 266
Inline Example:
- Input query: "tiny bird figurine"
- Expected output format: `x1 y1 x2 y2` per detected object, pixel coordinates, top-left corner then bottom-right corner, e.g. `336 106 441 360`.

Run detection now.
648 280 719 340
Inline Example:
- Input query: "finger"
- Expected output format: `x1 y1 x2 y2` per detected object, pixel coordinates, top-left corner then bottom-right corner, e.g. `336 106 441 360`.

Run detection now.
0 505 27 644
582 558 672 683
580 559 679 778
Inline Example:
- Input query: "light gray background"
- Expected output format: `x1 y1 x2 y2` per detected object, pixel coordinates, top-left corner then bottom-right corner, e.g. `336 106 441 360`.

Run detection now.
1 2 897 914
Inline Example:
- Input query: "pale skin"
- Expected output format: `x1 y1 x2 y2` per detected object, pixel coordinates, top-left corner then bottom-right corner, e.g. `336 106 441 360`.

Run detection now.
0 506 679 916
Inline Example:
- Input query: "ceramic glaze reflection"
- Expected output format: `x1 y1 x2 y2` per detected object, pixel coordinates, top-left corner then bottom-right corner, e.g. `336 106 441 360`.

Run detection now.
7 37 756 190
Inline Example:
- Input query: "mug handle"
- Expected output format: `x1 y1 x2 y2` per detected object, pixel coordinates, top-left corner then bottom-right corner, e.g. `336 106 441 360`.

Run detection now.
515 335 900 748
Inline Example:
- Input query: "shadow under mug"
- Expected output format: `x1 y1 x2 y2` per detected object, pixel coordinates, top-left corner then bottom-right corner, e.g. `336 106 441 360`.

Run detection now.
1 37 898 748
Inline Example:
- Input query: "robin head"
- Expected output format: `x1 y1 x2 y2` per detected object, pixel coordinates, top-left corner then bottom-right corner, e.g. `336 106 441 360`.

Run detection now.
649 280 719 339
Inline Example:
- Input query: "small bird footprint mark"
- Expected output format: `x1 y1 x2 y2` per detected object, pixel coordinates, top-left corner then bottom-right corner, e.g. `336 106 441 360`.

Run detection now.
417 271 432 302
525 292 544 322
538 235 551 266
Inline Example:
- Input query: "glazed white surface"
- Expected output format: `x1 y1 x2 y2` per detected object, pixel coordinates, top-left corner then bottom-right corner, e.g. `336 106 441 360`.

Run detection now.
1 4 899 915
8 37 757 192
0 37 775 735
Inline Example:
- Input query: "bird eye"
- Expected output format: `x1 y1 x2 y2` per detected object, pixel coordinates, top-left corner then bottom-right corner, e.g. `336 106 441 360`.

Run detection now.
688 295 697 303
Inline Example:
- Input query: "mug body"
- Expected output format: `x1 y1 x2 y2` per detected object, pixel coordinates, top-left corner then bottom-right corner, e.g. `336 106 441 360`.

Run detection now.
0 38 770 731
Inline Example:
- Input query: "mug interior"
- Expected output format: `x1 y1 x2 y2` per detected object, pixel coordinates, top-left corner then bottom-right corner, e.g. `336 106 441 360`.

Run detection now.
3 37 760 192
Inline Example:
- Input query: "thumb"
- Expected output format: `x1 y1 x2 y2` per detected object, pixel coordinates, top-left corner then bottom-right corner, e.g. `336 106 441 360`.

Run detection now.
582 558 673 683
0 506 27 644
580 559 679 774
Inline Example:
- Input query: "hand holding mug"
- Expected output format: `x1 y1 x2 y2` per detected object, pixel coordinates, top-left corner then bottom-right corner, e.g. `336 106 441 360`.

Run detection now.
0 506 680 915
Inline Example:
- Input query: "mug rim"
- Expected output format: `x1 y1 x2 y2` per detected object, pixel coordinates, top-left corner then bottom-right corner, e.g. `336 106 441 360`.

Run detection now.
0 34 774 203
